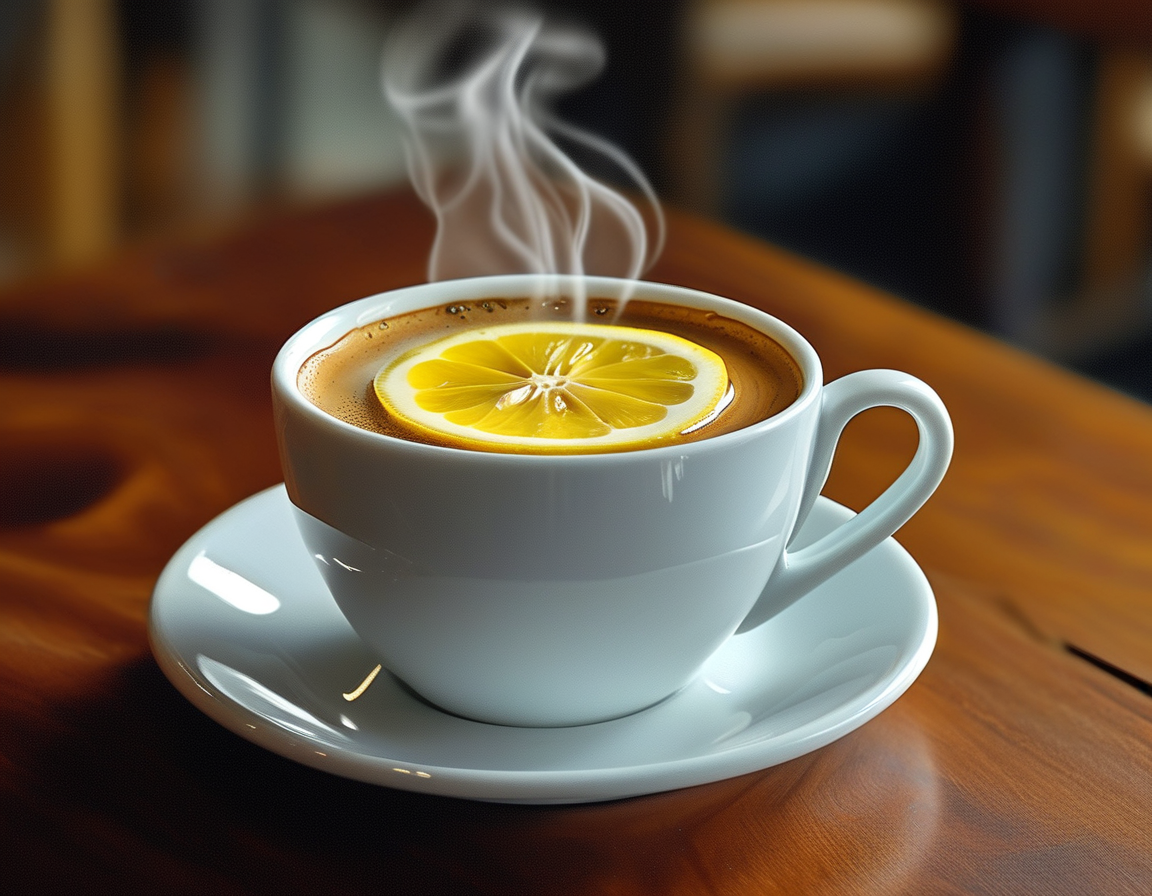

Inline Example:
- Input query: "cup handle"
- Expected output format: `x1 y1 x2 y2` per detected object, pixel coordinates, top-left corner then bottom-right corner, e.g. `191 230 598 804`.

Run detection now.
736 369 953 633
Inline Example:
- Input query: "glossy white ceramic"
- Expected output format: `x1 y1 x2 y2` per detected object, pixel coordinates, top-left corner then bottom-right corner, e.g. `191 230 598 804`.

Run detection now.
149 485 937 804
272 275 952 726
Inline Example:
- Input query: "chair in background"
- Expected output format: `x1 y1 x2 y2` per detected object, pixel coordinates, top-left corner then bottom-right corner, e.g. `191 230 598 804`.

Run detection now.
668 0 957 214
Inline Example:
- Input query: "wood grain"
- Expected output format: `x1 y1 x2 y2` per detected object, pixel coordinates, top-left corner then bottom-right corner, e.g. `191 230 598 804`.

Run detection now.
2 188 1151 894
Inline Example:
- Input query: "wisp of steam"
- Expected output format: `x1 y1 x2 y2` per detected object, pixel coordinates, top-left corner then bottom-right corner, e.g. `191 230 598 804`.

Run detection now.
382 1 664 312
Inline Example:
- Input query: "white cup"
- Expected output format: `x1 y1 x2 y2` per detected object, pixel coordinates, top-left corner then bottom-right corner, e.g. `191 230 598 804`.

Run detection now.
272 275 952 727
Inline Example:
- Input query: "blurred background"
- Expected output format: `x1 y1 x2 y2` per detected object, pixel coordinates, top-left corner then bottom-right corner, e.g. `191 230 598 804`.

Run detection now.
1 0 1150 399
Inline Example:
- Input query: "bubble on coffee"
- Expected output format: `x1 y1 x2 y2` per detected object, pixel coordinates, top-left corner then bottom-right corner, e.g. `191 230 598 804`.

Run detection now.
382 1 664 316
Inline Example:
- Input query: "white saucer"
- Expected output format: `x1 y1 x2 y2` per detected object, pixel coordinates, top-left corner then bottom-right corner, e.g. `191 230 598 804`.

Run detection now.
149 485 937 804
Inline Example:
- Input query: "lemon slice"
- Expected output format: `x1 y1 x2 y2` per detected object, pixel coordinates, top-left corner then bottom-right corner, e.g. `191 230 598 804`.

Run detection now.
373 321 730 454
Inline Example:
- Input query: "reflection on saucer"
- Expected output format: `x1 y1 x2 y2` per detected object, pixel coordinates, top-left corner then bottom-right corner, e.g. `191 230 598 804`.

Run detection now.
342 665 383 702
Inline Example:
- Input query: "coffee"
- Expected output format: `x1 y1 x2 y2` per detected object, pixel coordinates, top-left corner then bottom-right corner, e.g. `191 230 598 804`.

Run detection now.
298 297 803 450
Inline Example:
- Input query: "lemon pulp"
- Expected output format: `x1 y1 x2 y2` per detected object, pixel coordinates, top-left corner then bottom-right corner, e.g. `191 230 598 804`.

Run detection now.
373 321 730 454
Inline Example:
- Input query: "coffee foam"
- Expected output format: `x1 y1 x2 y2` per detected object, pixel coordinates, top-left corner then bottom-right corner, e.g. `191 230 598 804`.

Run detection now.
298 298 802 450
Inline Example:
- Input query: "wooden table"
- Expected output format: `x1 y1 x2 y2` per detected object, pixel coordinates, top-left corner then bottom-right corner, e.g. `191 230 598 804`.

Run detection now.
2 189 1150 894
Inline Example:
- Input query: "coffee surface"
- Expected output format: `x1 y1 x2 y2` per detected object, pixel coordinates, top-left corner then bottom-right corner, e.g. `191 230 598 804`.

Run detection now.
298 298 803 450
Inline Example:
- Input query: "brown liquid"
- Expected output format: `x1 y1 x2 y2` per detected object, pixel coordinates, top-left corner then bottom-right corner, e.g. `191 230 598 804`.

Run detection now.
298 298 803 451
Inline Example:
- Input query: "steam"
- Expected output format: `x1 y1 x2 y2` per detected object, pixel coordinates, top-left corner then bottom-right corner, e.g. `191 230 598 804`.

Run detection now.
382 2 664 310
